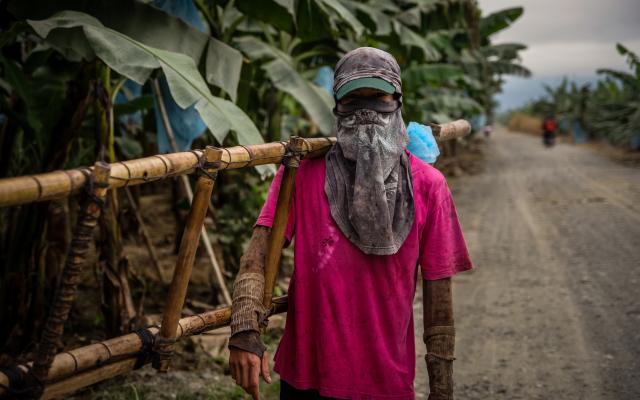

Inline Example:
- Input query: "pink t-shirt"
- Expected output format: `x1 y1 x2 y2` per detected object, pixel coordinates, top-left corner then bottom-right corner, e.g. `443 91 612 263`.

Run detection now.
256 153 472 399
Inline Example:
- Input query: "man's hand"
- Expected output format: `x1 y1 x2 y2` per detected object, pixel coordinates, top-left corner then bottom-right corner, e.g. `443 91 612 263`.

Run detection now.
229 348 271 399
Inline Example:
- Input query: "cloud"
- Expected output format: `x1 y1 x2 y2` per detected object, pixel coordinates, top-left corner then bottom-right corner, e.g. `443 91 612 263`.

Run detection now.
483 0 640 45
479 0 640 109
520 38 640 76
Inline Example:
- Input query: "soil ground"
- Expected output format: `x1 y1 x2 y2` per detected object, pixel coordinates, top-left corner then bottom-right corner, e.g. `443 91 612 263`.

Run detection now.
71 126 639 399
418 126 639 399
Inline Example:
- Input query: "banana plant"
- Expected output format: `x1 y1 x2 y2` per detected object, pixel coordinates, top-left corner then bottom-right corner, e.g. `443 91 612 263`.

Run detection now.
27 11 263 146
586 44 640 145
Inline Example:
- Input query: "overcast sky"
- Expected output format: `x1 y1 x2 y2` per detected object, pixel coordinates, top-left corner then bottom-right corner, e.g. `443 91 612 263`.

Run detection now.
478 0 640 111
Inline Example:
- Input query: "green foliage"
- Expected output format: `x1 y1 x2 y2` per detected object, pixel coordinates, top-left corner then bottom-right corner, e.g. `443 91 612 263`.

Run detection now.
9 0 244 100
234 36 335 134
27 11 262 146
479 7 523 39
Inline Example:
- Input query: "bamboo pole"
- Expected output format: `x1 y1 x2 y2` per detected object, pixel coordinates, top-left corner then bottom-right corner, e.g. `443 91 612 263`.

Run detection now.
124 186 166 283
0 298 288 398
30 161 111 393
152 146 222 372
262 137 304 310
430 119 471 141
151 79 230 302
43 358 137 400
0 138 335 208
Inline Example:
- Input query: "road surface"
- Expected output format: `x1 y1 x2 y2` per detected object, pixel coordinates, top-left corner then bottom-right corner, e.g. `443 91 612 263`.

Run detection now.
414 127 640 399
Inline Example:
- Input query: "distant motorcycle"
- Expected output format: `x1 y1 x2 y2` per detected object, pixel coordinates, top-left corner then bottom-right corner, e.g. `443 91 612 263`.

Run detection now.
542 116 557 148
543 131 556 147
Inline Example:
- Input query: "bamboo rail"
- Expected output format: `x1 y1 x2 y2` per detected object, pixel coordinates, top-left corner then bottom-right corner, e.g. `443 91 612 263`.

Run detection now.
0 137 336 208
30 162 111 393
0 297 288 399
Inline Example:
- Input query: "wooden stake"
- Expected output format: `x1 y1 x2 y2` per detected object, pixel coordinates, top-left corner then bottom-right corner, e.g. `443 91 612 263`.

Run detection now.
31 161 111 390
124 186 166 283
152 146 221 372
262 137 304 310
152 78 231 305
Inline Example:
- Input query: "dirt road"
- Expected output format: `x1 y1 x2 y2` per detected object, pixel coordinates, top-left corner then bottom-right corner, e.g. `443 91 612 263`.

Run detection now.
414 127 640 399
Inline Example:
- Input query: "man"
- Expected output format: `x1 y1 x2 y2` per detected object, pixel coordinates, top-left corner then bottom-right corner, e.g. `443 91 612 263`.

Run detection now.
542 115 557 147
228 47 472 400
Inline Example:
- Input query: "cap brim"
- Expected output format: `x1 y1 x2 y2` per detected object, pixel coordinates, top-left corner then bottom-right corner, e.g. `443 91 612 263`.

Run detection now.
335 77 395 100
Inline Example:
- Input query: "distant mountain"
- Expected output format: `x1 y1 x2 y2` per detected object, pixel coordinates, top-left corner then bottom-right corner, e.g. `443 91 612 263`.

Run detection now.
496 74 600 113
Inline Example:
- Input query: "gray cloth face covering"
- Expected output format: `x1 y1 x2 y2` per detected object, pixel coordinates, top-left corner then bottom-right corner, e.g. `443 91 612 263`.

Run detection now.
325 47 415 255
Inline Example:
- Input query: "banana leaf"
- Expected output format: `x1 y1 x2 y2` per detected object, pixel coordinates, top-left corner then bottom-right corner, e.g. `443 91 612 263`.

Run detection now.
9 0 243 101
28 11 263 146
479 7 523 38
235 36 335 135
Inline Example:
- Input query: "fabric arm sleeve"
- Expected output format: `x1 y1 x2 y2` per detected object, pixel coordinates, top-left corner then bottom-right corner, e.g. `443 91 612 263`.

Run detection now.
423 277 455 399
230 226 270 335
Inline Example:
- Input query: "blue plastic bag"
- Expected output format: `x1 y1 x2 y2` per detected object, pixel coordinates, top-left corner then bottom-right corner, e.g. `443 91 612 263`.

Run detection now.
407 122 440 164
153 0 207 152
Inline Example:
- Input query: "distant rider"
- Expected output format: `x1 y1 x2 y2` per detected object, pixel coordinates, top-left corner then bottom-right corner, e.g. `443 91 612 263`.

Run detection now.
542 115 557 147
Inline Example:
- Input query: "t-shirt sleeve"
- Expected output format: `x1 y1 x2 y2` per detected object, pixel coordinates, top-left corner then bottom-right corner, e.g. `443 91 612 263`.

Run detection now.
255 165 295 243
419 179 472 280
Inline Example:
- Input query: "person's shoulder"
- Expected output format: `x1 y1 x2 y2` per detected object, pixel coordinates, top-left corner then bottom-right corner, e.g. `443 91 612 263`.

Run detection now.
297 155 326 178
409 153 451 205
409 153 446 187
300 155 326 169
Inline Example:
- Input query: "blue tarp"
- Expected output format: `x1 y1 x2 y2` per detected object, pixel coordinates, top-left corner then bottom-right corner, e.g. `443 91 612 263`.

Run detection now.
571 119 588 144
152 0 207 152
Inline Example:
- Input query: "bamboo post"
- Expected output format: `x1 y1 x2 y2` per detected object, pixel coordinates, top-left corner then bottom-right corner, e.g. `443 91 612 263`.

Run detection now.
152 78 231 305
0 297 288 398
262 137 304 310
30 161 111 392
124 186 166 283
152 146 222 372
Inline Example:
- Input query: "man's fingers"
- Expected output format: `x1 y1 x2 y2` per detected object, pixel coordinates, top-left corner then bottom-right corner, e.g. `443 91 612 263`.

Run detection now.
230 361 237 382
249 361 261 400
241 360 250 390
249 384 260 400
261 352 272 384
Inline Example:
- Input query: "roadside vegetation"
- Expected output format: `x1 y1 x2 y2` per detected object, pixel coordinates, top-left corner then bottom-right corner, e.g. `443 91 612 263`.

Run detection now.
508 43 640 150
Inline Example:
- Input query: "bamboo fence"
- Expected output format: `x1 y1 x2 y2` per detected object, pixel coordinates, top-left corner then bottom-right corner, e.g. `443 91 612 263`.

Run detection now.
0 120 470 399
0 297 288 399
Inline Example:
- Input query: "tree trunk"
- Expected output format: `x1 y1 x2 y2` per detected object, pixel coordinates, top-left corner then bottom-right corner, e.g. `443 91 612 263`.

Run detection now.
94 63 136 336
